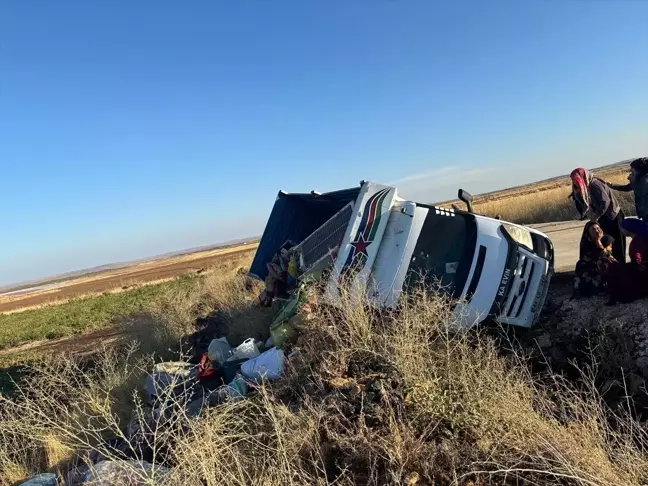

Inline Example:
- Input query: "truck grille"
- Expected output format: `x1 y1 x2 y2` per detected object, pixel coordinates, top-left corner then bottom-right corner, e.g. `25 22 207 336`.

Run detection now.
505 252 536 318
296 202 354 273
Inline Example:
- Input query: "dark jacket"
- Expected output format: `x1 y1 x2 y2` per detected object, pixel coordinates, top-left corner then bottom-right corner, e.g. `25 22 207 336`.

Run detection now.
588 178 620 220
609 173 648 220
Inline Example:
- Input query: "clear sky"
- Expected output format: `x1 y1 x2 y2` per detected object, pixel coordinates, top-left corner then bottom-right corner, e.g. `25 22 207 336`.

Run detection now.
1 1 647 286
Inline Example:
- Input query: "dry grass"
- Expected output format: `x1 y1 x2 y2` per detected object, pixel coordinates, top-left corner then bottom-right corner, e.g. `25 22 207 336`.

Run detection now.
447 165 637 224
1 272 647 485
476 172 635 224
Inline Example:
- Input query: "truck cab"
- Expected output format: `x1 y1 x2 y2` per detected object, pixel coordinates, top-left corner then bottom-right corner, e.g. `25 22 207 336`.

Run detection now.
250 181 554 329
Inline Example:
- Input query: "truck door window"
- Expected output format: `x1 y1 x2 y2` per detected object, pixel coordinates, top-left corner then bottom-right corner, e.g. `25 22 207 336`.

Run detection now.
405 211 478 298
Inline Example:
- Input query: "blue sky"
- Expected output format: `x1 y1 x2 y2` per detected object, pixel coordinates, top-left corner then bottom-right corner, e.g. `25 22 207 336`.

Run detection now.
1 0 647 285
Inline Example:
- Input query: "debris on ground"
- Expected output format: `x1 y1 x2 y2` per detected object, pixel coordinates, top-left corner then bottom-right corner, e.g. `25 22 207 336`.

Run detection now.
15 273 397 482
258 241 299 307
14 268 648 484
508 280 648 415
206 336 231 365
241 347 285 381
19 474 57 486
82 460 170 485
226 338 260 362
145 362 195 403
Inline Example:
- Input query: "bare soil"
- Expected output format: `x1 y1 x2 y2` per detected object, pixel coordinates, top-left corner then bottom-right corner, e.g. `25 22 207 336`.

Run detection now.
0 327 125 359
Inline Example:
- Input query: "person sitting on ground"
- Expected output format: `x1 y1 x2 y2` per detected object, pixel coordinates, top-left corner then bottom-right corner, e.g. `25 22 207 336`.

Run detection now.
606 157 648 223
570 168 626 262
621 218 648 266
604 218 648 305
595 234 618 276
573 221 613 297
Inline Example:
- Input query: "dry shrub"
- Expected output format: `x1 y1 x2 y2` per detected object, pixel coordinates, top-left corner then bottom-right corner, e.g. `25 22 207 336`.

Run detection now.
0 427 36 484
141 255 273 348
195 270 274 345
280 286 648 485
146 277 206 336
142 253 257 334
199 269 257 317
170 388 326 486
115 312 188 361
0 344 153 482
0 349 324 485
2 277 648 485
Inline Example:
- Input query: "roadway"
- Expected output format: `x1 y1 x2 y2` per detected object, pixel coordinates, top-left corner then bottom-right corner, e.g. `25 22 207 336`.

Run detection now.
531 220 585 273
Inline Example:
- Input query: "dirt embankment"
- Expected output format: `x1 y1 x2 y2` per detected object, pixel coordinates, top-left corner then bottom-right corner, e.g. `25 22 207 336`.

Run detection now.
510 279 648 415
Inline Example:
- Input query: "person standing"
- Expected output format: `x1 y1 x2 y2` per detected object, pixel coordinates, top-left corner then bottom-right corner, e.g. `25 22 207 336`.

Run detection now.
606 157 648 221
570 167 626 262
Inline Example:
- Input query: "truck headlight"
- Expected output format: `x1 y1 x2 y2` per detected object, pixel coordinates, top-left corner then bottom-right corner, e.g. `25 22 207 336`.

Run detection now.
501 223 533 250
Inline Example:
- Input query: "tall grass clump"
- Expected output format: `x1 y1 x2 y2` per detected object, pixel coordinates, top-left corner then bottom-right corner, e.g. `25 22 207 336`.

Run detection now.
1 273 647 485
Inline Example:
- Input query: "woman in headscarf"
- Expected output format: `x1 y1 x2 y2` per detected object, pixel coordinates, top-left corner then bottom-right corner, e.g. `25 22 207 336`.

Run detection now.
573 221 616 297
570 168 626 262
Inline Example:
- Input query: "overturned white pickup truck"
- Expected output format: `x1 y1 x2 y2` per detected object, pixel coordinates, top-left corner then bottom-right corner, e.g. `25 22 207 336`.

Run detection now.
250 181 554 328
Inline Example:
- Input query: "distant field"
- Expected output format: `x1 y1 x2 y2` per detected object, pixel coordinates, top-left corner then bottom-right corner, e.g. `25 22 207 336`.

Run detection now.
442 164 635 224
0 243 258 314
0 249 255 363
0 277 195 354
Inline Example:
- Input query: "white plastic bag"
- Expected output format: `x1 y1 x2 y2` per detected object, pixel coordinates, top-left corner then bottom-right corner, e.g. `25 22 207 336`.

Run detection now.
207 337 231 365
241 347 285 381
226 338 260 362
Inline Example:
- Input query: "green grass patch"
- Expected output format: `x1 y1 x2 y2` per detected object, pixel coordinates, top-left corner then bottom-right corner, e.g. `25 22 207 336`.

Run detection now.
0 275 201 351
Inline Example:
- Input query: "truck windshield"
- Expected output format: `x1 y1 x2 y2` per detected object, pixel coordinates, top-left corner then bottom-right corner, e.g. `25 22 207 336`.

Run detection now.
405 209 478 298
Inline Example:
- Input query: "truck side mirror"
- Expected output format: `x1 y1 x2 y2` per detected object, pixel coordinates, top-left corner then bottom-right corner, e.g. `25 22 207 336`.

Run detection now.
458 189 474 213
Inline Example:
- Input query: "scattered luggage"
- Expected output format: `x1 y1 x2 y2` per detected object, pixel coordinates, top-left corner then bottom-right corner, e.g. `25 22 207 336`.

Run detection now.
207 337 231 365
145 362 196 403
197 353 216 382
19 474 57 486
241 347 285 381
21 243 314 483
